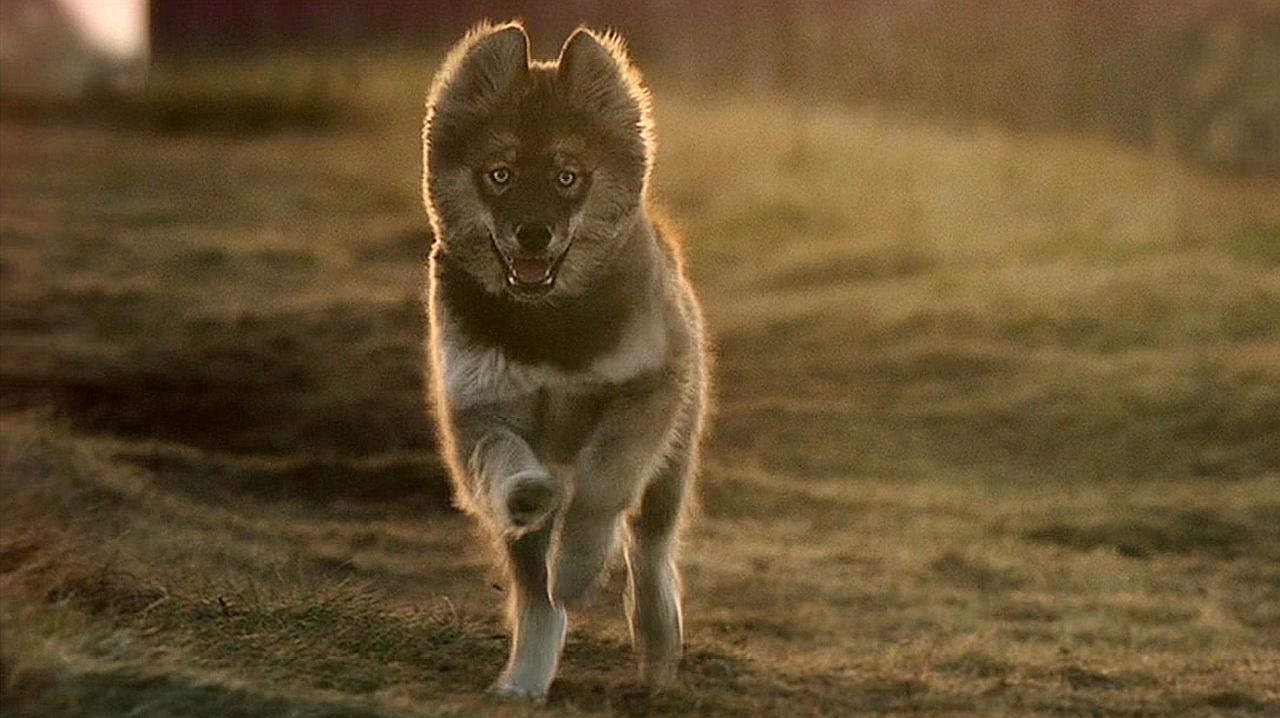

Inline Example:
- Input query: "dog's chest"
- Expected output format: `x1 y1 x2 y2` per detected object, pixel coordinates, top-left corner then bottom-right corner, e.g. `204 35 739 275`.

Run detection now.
436 259 644 373
439 307 667 410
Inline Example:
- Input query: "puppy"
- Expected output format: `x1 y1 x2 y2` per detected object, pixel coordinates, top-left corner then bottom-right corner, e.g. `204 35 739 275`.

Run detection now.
421 21 708 701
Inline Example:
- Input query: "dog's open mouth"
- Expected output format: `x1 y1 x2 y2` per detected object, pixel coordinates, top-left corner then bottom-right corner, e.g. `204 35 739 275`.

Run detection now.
492 238 571 295
509 256 555 286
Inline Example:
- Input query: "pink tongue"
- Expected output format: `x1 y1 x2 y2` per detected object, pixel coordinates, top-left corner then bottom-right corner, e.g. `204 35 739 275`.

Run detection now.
511 257 551 284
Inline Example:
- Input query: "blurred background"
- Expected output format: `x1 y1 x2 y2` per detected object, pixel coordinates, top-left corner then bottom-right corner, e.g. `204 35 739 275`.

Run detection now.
4 0 1279 170
1 2 1278 716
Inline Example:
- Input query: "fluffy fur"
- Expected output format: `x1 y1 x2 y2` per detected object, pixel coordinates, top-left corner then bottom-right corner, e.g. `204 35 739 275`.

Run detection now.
421 21 708 701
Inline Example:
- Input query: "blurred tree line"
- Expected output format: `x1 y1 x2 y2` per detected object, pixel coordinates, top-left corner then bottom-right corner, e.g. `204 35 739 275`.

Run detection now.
152 0 1279 174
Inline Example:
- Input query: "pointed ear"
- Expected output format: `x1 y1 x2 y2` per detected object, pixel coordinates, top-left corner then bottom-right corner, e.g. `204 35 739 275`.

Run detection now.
557 28 652 142
428 22 529 124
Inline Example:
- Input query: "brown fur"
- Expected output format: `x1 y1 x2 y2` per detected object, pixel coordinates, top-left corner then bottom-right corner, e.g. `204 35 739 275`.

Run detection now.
422 21 707 700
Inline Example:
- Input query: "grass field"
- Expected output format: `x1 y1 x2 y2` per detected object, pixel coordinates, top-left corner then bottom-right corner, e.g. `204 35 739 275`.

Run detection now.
2 55 1279 716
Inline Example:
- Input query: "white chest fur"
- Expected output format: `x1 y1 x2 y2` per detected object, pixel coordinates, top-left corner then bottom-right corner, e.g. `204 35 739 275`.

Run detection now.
439 305 668 409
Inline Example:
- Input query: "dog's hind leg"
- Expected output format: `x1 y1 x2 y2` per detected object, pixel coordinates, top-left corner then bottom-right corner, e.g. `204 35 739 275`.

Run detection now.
624 443 692 685
490 523 566 702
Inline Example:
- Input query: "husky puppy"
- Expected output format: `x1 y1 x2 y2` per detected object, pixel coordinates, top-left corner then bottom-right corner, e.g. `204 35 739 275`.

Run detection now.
421 22 708 700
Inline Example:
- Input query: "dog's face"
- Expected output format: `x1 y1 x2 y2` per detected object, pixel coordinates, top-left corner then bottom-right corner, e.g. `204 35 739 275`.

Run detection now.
424 24 653 302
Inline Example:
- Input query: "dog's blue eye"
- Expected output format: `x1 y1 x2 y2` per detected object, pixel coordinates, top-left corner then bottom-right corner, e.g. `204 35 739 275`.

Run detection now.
557 171 577 188
489 167 511 185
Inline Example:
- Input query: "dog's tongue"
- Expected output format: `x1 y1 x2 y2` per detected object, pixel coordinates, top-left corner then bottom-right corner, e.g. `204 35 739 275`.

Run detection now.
511 257 552 284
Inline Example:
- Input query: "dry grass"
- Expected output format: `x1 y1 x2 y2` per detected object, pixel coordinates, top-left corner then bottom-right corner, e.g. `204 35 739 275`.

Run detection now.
1 55 1278 716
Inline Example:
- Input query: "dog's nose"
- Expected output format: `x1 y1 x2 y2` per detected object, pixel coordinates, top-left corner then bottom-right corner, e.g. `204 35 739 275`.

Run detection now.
515 224 553 252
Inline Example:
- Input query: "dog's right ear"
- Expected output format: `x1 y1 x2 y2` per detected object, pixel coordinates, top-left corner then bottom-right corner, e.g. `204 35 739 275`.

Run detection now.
428 22 529 125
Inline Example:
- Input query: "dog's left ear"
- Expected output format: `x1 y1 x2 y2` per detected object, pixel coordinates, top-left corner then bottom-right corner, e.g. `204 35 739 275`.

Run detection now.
557 28 652 141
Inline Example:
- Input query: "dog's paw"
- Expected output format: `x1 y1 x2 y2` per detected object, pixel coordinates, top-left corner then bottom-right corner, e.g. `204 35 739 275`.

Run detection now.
552 551 608 606
552 513 616 604
500 469 561 533
487 680 548 703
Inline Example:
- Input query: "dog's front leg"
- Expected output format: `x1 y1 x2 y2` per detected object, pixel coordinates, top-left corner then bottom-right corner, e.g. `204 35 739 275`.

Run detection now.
448 411 566 701
552 377 684 605
450 410 562 535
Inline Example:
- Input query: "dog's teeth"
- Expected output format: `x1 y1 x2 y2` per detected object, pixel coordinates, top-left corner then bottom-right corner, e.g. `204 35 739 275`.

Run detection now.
511 258 551 284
